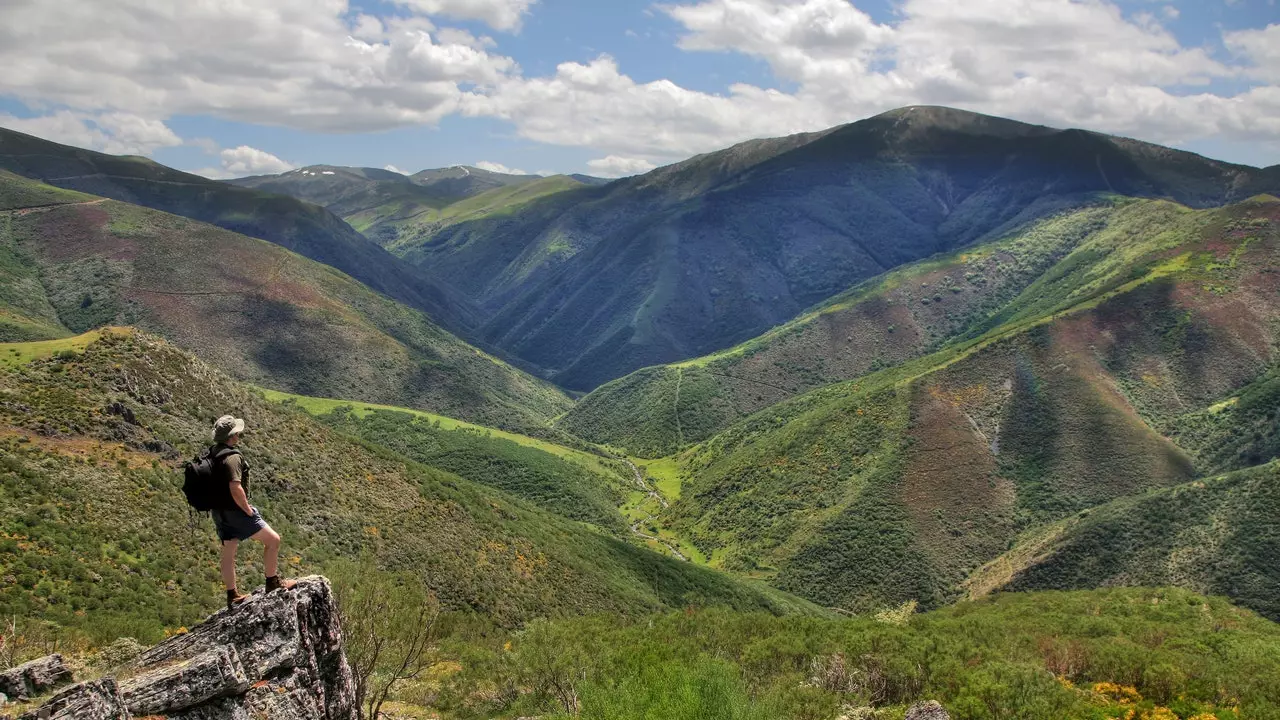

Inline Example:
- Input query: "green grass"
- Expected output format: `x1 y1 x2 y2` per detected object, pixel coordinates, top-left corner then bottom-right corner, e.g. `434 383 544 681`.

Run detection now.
0 328 126 367
637 456 683 500
258 388 614 477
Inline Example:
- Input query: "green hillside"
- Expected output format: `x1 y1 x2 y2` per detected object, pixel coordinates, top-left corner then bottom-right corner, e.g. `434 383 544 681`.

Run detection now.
0 330 819 642
259 389 635 533
623 195 1279 614
0 171 571 432
0 128 480 332
230 165 581 256
564 195 1279 457
967 462 1280 621
420 107 1278 390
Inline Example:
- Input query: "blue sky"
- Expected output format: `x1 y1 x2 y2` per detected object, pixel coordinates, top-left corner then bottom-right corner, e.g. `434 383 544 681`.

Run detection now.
0 0 1277 177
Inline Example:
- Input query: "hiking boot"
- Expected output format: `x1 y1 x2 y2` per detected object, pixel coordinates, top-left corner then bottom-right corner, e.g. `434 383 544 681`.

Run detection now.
226 588 249 611
265 576 297 593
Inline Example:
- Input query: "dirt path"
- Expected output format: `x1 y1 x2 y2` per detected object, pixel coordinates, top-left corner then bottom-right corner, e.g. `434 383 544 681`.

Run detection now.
2 198 108 215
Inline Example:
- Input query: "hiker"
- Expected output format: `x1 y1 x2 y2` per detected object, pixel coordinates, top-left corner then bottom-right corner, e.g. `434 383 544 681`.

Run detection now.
207 415 295 609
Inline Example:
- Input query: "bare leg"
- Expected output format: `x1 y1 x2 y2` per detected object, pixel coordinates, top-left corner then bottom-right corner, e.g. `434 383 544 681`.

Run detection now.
220 539 239 591
251 526 282 579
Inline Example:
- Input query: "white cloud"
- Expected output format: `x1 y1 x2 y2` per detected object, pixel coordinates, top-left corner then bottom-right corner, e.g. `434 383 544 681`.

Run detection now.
384 164 409 174
1225 23 1280 82
193 145 295 179
0 110 181 155
1162 5 1180 20
474 160 528 174
0 0 1277 169
389 0 537 32
0 0 519 133
587 155 658 177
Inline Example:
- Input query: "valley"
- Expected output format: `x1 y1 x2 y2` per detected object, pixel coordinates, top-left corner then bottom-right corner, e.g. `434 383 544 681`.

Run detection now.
1 105 1278 720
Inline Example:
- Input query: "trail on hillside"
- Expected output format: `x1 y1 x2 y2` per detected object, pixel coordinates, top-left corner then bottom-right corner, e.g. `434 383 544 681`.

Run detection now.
674 367 684 446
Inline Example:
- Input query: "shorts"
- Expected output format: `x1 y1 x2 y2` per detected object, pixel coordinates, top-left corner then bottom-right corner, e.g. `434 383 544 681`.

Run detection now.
211 507 268 542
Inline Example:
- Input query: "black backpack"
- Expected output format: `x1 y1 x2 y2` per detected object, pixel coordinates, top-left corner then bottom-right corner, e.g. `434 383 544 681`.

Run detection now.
182 447 238 511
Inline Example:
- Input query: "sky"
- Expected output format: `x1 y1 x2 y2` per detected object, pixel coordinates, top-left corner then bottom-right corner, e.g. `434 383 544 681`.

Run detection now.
0 0 1277 179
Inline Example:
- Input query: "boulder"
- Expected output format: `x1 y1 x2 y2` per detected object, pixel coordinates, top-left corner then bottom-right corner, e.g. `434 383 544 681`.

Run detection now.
905 700 950 720
16 576 356 720
16 678 128 720
0 655 73 700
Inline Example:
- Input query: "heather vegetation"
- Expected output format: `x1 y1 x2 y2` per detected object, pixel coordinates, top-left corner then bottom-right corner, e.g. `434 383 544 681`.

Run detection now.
423 588 1280 720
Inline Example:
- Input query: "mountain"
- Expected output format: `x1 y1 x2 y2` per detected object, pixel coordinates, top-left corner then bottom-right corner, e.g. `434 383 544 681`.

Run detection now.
411 106 1279 390
615 195 1280 614
232 165 586 258
0 128 480 332
409 164 540 197
562 194 1280 456
0 330 818 641
0 170 570 432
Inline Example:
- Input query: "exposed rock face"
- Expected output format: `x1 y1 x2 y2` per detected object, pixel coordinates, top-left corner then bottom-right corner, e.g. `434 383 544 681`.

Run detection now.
0 655 73 701
13 576 355 720
16 679 127 720
905 700 951 720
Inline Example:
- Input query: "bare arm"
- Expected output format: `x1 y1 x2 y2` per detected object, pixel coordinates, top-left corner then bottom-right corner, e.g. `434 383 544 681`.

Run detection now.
229 481 254 516
225 455 254 515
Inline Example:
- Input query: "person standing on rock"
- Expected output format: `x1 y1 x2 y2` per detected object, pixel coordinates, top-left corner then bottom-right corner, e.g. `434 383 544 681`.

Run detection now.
208 415 295 610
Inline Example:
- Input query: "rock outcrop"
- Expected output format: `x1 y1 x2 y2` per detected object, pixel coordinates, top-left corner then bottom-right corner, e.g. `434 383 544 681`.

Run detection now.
0 655 72 701
905 700 951 720
12 576 355 720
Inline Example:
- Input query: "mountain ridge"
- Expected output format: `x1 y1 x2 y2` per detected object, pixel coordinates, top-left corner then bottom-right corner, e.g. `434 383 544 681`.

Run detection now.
420 106 1280 389
0 127 482 332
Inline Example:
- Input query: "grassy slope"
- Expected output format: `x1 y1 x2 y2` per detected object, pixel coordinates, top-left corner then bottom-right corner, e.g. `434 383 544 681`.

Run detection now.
0 171 98 340
0 128 480 332
258 388 634 532
0 331 820 643
362 175 585 255
0 171 572 433
643 196 1279 613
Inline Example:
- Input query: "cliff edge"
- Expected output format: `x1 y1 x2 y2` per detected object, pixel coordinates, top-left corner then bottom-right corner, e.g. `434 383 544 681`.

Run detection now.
7 576 355 720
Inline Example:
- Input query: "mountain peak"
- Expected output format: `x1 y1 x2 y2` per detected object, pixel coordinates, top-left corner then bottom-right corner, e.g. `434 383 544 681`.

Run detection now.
867 104 1058 139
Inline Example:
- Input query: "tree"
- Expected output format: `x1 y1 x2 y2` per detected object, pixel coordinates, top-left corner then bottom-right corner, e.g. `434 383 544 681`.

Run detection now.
329 557 440 720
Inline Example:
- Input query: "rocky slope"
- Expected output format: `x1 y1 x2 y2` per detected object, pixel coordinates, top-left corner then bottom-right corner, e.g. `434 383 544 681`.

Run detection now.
4 577 356 720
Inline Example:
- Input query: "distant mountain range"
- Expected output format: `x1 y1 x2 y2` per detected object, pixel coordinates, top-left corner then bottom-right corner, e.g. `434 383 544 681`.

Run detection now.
239 106 1280 391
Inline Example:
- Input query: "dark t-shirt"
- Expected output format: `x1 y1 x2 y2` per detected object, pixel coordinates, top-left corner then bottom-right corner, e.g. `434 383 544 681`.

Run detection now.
210 444 251 508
